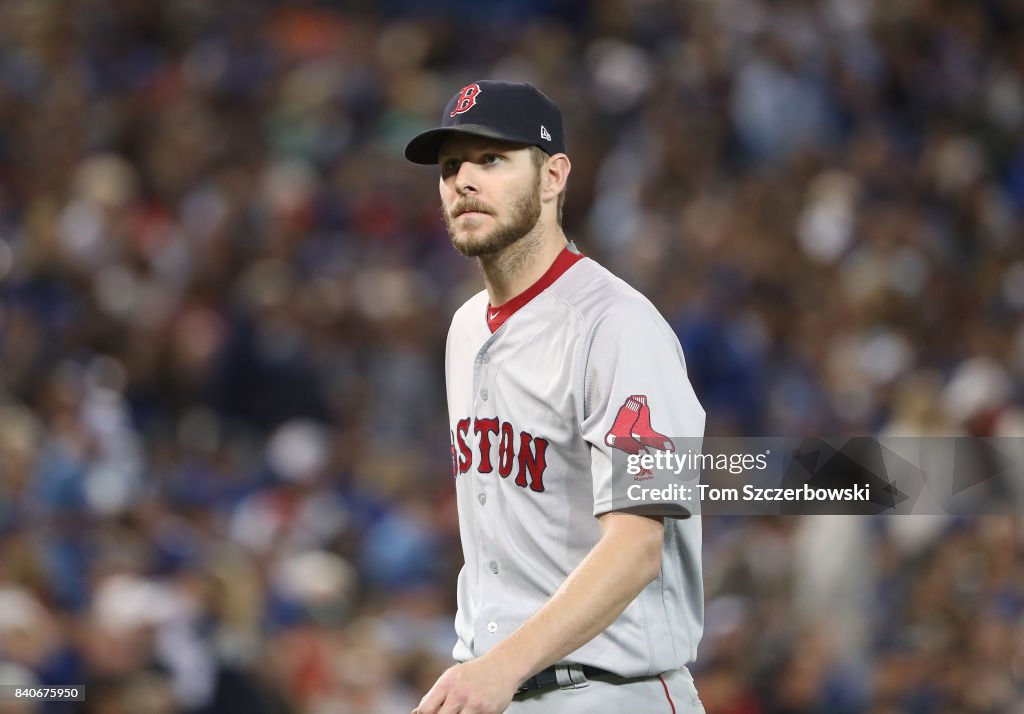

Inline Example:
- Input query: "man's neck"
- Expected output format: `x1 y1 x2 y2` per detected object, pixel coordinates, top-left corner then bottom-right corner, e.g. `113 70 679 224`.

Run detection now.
479 226 568 306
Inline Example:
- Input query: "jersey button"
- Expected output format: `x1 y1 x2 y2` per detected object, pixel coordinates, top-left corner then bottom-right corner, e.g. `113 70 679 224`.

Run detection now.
478 493 486 505
481 354 490 364
489 560 499 574
480 389 489 401
487 621 498 633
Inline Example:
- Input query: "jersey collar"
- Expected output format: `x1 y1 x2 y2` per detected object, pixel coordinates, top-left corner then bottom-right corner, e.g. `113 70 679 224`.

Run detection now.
486 244 585 333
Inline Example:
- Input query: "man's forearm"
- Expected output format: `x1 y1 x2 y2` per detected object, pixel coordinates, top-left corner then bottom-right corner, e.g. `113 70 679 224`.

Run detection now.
479 512 665 685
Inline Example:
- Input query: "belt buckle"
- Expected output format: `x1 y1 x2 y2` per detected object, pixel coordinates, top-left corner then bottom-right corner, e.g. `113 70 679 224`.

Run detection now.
555 664 589 689
516 664 590 695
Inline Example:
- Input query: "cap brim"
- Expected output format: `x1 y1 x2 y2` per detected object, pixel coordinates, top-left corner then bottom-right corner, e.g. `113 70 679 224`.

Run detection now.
404 125 534 165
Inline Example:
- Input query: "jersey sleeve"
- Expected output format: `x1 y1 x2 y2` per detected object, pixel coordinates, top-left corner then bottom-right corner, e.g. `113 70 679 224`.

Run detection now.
580 298 705 517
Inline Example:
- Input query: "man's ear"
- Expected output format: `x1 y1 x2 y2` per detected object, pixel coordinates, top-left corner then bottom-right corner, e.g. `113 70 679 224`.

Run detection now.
543 153 571 200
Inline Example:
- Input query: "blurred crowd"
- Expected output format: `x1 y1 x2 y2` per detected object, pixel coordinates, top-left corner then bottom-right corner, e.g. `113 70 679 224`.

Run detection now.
0 0 1022 712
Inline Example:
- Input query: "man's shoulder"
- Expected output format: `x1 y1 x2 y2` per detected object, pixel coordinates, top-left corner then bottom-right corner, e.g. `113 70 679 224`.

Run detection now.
550 257 666 331
449 289 489 333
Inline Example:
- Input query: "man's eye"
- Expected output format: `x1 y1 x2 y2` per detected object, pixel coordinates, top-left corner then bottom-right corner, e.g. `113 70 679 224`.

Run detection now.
483 154 501 164
442 159 460 174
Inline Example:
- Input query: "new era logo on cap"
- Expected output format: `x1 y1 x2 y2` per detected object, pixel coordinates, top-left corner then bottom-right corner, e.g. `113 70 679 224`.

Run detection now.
405 80 566 164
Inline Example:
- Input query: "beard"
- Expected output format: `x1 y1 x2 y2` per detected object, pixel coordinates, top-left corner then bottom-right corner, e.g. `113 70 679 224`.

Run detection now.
443 174 542 258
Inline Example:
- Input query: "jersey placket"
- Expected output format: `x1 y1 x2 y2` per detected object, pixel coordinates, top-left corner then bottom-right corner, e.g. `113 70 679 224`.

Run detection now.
471 335 503 647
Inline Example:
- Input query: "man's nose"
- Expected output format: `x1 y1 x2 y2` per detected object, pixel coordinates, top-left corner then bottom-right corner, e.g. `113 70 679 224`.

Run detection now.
454 162 479 194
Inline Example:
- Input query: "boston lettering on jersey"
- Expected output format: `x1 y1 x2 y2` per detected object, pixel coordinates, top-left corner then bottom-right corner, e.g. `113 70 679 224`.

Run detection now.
450 417 549 492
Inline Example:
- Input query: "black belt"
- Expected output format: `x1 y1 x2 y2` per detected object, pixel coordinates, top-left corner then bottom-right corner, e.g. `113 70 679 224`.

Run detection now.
516 665 615 694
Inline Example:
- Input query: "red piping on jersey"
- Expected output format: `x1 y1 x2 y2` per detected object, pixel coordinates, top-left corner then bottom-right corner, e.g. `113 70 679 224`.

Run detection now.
485 247 585 333
658 674 676 714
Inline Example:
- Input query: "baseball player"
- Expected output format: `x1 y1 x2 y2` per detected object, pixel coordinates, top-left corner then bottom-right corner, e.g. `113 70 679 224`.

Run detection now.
405 81 706 714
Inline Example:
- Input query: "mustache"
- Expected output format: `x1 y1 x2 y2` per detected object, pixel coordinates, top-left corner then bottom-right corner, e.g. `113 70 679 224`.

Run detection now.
448 199 494 218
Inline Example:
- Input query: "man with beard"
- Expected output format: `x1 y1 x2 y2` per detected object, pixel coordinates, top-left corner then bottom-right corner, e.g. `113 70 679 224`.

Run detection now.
405 81 707 714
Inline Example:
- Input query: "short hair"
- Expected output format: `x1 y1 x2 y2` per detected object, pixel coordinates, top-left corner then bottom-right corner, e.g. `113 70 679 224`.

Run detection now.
529 146 566 225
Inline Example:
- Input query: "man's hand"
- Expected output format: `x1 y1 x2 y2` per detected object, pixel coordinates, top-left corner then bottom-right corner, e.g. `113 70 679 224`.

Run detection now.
412 655 521 714
413 513 663 713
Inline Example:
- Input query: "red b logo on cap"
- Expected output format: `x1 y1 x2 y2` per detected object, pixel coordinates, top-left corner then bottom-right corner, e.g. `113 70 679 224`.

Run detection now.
451 83 481 117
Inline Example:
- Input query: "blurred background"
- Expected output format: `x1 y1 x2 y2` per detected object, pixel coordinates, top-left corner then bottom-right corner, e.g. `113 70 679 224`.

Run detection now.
0 0 1022 712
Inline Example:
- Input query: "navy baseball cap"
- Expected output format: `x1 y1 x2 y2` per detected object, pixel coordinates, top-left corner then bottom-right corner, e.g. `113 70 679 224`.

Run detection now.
405 80 566 165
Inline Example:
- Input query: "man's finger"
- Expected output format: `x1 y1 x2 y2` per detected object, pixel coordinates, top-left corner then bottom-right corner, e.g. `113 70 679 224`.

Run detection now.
414 687 447 714
437 695 467 714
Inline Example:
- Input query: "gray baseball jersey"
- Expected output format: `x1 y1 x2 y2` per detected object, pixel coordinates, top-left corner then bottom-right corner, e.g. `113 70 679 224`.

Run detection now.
445 245 705 678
